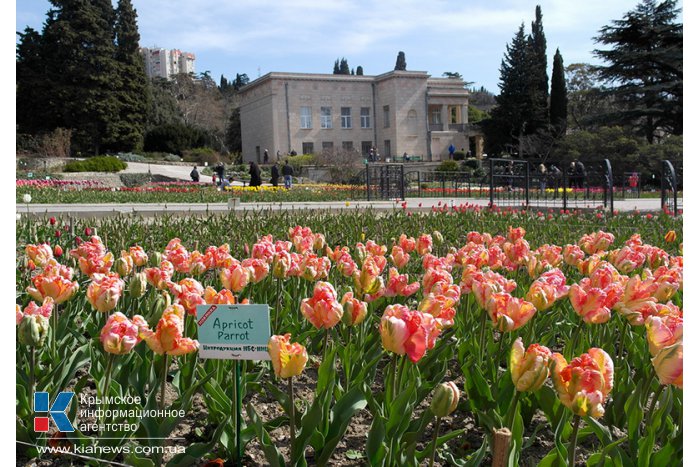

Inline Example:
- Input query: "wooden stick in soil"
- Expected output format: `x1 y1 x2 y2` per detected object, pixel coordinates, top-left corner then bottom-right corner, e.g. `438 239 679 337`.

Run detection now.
288 376 296 449
491 427 512 467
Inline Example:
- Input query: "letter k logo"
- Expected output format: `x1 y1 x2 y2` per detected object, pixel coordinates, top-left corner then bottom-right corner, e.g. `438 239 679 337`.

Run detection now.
33 392 75 432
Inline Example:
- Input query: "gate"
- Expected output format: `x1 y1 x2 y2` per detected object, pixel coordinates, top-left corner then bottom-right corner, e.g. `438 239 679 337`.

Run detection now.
661 160 681 215
488 159 530 208
365 164 405 200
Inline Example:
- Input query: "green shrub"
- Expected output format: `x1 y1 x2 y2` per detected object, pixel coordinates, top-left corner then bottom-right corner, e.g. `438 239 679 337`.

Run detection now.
183 147 220 165
435 160 460 172
453 150 466 161
116 152 147 162
285 154 317 174
119 173 150 187
63 156 127 173
164 154 181 162
462 158 481 170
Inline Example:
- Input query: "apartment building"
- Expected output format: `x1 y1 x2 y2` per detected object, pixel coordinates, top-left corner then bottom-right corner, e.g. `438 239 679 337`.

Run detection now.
238 69 484 163
140 47 196 80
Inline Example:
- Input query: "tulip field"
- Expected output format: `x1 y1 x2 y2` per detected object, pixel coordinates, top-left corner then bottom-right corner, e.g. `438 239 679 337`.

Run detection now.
16 207 682 466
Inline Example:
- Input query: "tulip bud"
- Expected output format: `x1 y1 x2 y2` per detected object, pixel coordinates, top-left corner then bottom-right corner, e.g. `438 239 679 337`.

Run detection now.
115 256 132 277
18 314 50 347
509 338 552 392
53 245 63 257
129 272 148 298
154 290 172 316
432 230 444 246
664 230 676 243
23 194 32 203
49 217 56 226
149 251 162 267
430 381 460 417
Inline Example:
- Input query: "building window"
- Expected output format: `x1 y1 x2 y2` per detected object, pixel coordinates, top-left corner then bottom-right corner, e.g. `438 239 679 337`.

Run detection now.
320 107 332 129
302 142 314 155
322 141 334 153
361 107 371 128
342 141 354 152
341 107 352 129
431 108 442 124
384 140 391 158
300 106 312 129
450 106 458 124
383 105 390 128
361 141 373 157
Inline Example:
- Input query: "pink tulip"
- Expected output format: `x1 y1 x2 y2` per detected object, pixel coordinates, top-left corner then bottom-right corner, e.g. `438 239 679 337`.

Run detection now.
340 291 367 326
144 260 174 290
550 348 614 418
416 234 433 256
168 278 205 316
87 273 125 313
651 341 682 388
390 245 410 269
578 231 615 255
646 305 683 356
27 261 79 305
510 338 552 392
220 262 252 293
25 243 54 267
300 281 343 330
380 305 439 363
140 304 199 356
203 286 238 304
100 312 144 354
128 246 149 267
486 293 537 332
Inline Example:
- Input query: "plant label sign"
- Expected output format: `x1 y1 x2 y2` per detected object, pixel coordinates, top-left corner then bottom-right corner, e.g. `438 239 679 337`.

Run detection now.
196 304 271 360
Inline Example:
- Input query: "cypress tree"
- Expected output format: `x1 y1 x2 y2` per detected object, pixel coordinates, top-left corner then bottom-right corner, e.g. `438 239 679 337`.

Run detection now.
339 57 350 74
356 66 364 76
112 0 150 151
549 48 567 134
484 24 531 154
526 5 549 134
333 59 340 74
394 51 407 71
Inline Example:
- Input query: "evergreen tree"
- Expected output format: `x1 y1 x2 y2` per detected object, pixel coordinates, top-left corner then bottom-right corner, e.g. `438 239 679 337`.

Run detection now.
220 74 228 90
394 51 407 71
356 66 364 76
593 0 682 142
233 73 249 90
483 24 532 155
333 59 340 74
112 0 150 151
549 48 567 134
38 0 121 154
526 5 549 134
17 27 57 134
225 108 242 153
339 57 350 74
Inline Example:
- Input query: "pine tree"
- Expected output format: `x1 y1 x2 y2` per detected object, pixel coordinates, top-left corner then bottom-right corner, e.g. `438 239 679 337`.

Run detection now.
356 66 364 76
394 51 407 71
333 59 340 74
112 0 150 151
17 27 58 134
549 48 567 134
593 0 682 142
526 5 549 134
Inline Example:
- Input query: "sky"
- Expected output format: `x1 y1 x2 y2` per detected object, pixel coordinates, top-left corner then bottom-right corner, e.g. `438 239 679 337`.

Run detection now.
14 0 684 93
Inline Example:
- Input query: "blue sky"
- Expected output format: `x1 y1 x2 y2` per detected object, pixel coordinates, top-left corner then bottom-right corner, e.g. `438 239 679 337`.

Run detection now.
15 0 683 92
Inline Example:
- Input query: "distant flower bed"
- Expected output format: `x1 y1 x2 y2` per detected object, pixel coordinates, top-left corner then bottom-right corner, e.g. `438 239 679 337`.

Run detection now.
16 179 104 188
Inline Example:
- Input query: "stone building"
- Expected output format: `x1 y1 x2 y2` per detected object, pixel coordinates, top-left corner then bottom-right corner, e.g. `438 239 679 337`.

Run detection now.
238 69 484 163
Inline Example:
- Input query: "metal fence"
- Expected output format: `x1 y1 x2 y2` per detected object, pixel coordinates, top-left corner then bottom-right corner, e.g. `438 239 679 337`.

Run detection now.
365 164 404 200
661 160 682 215
404 171 488 198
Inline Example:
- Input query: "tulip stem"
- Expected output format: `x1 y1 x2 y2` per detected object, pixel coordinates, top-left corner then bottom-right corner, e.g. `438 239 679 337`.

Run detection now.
52 304 59 360
100 353 115 436
160 355 169 409
644 385 665 433
505 391 521 431
274 278 282 333
478 308 487 364
323 328 330 359
568 415 581 467
288 376 296 450
29 346 36 399
428 416 442 467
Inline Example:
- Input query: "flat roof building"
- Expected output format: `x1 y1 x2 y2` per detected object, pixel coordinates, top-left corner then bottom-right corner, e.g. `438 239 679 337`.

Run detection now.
238 69 484 163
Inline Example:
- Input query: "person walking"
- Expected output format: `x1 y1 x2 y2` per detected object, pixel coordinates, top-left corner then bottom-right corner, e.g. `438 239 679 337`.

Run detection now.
575 159 587 189
190 165 200 182
270 163 280 187
538 163 547 193
282 160 294 189
263 149 269 164
214 163 225 187
249 161 262 187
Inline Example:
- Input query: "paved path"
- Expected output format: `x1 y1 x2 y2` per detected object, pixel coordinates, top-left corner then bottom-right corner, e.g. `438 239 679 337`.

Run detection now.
17 197 679 218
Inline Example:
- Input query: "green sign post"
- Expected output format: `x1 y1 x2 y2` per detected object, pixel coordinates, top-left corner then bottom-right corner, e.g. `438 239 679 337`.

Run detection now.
196 304 271 465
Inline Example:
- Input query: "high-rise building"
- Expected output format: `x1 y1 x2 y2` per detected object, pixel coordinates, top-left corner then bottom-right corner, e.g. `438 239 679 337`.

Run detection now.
140 47 196 79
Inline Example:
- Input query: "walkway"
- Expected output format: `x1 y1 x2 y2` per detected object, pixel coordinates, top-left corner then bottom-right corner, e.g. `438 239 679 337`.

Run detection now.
17 197 678 218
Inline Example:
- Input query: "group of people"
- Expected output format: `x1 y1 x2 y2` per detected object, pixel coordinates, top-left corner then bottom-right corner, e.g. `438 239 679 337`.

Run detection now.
195 161 295 189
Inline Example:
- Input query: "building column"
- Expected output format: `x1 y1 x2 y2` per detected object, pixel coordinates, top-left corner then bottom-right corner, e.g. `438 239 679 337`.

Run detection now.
440 105 448 131
462 105 469 124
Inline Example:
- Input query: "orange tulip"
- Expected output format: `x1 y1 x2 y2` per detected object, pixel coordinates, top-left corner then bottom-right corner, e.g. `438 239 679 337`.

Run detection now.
300 281 343 330
550 348 614 418
608 247 646 274
268 333 308 378
613 275 658 325
384 267 420 298
486 293 537 332
421 267 453 295
27 262 79 305
651 341 682 388
563 244 585 267
470 272 516 310
390 245 411 269
128 246 149 267
416 234 433 256
87 273 125 313
353 256 384 296
140 304 199 356
569 285 612 324
340 291 367 326
26 243 54 267
510 338 552 392
664 230 676 243
17 297 55 324
578 231 615 255
418 293 456 328
326 245 350 263
220 262 252 293
203 286 238 304
168 278 205 316
144 260 174 290
242 258 270 283
646 305 682 356
100 312 144 355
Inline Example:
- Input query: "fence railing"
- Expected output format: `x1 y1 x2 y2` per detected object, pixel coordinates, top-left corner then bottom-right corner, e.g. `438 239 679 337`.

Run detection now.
661 160 681 215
